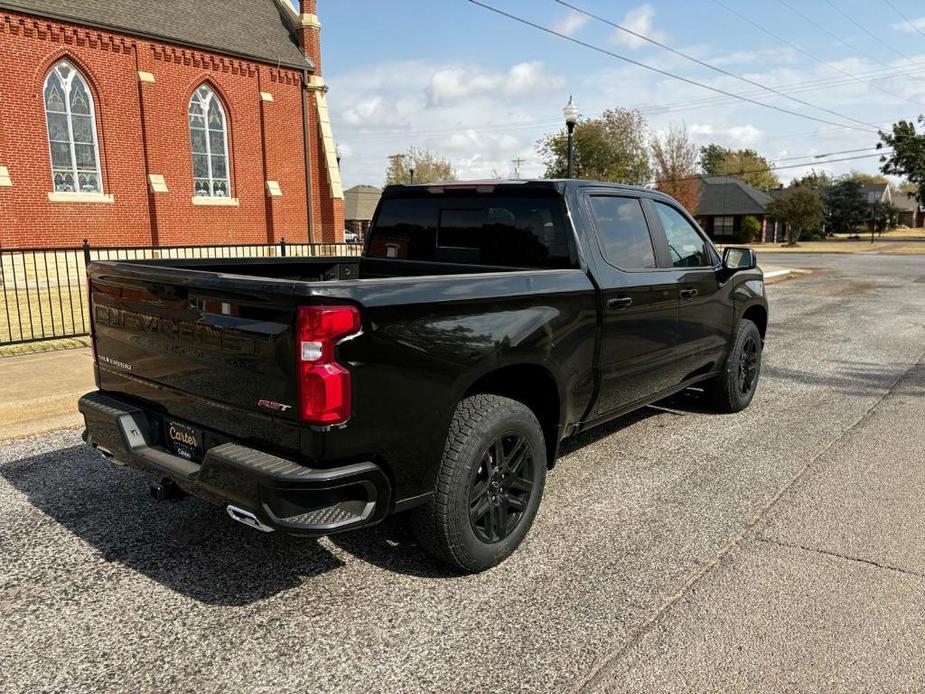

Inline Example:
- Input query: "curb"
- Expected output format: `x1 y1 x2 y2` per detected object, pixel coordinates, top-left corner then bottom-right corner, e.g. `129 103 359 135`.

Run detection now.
764 269 796 285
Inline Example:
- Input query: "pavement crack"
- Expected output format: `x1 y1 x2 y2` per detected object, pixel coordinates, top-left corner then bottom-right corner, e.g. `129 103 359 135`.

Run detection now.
574 352 925 694
754 536 925 579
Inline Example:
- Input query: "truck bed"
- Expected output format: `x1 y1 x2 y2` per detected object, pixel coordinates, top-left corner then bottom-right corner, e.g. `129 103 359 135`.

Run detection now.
86 254 598 507
116 255 530 282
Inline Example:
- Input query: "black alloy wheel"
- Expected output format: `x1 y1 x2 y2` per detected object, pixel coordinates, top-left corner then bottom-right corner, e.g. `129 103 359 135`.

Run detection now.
738 334 760 397
412 393 547 573
468 432 535 543
705 318 762 413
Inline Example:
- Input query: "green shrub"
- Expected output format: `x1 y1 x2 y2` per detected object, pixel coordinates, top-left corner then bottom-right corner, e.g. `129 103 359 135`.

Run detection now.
741 216 761 243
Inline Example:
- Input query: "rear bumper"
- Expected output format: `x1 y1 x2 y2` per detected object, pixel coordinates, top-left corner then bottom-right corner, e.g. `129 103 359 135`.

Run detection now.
78 391 391 535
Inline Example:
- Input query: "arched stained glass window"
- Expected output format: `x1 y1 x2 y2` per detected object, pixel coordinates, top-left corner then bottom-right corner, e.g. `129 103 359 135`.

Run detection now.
189 85 230 197
43 61 102 193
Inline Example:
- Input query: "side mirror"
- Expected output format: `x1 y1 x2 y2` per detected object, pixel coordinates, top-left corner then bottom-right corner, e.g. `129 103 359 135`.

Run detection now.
722 246 757 272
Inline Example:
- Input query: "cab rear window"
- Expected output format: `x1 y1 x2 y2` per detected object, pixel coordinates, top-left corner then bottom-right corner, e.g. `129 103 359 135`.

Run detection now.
367 195 574 269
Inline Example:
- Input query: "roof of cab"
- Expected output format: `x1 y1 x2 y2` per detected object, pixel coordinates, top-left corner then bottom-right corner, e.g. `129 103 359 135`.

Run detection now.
382 179 673 200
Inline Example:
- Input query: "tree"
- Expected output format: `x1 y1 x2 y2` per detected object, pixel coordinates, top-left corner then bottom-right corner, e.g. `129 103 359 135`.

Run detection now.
765 186 823 246
650 124 700 213
741 215 762 243
698 144 780 189
386 147 456 185
698 144 729 175
538 108 652 184
870 201 898 236
821 179 868 234
844 169 888 185
878 116 925 210
794 168 834 189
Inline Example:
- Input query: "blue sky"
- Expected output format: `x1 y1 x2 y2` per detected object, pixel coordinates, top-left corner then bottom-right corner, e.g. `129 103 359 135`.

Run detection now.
315 1 925 188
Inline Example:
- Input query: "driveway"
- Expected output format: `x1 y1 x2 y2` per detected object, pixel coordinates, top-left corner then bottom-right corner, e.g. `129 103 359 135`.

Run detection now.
2 253 924 692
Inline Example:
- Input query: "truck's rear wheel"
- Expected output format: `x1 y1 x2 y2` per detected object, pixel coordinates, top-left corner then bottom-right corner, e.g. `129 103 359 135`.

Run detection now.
413 394 546 573
705 318 763 413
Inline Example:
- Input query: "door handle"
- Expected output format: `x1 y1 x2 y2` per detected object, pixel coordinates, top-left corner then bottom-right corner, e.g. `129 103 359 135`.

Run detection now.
680 287 698 300
607 296 633 310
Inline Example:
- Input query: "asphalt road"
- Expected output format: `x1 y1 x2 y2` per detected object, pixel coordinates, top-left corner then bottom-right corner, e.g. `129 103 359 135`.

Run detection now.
2 253 924 693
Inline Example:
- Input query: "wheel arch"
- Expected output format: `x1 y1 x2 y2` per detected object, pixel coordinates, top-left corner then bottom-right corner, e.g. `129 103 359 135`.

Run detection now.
462 363 563 468
742 303 768 339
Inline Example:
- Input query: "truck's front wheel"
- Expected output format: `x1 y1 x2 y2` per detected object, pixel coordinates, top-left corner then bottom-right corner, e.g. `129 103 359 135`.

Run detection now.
706 318 763 413
413 394 547 573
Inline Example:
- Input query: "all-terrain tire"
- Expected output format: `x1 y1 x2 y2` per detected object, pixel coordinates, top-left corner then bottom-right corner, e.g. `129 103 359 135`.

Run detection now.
705 318 763 413
413 394 547 573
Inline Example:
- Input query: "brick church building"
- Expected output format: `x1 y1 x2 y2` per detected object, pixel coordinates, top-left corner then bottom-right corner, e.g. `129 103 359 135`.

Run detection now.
0 0 344 248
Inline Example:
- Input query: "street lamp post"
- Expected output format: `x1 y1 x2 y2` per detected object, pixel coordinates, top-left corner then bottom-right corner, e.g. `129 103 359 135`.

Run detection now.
563 96 579 179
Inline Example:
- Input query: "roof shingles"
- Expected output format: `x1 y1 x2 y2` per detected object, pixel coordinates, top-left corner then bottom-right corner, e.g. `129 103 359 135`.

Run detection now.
1 0 310 68
695 176 772 217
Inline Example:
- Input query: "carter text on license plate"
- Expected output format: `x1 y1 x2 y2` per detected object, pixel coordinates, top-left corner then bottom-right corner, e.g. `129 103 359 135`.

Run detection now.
166 420 203 461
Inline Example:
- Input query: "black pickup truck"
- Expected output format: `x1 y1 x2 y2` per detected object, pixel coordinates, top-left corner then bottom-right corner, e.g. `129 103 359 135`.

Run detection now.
79 180 767 572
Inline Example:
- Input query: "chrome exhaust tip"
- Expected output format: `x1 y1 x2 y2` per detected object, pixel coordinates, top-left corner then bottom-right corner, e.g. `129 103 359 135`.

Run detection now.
226 505 274 533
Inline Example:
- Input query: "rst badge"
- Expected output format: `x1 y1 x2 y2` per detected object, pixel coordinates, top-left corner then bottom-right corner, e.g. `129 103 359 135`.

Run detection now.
257 399 292 413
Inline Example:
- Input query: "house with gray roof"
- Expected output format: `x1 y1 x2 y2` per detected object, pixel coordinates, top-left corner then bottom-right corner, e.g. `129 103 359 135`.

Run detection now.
344 185 382 239
892 188 923 228
861 183 891 206
694 176 772 243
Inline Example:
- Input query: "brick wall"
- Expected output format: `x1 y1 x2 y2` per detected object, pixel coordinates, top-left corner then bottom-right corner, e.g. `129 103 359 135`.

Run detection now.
0 9 343 248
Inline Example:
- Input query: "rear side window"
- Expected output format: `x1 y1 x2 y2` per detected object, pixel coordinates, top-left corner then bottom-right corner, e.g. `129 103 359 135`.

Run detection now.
589 196 656 270
655 202 711 268
367 195 573 269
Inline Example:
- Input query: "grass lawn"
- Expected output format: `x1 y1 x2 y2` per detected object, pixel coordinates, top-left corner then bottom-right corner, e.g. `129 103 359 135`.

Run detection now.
0 283 89 345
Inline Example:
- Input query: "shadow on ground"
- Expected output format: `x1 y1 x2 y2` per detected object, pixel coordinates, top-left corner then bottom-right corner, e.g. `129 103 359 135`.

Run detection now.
763 361 923 397
0 392 715 604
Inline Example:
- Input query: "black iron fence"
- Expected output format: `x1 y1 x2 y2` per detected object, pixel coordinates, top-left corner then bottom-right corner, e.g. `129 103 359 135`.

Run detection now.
0 239 362 346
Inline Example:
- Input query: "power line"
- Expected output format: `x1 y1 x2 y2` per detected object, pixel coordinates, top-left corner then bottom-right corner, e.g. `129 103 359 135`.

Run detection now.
881 0 925 43
822 0 910 61
467 1 879 133
711 0 925 109
553 0 880 130
774 0 891 68
641 62 925 115
339 63 925 143
662 150 892 184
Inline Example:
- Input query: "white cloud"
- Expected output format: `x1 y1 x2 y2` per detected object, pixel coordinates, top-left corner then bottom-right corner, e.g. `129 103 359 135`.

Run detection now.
326 42 925 188
610 5 667 49
327 59 566 185
552 11 590 37
891 17 925 33
426 61 563 107
688 123 762 148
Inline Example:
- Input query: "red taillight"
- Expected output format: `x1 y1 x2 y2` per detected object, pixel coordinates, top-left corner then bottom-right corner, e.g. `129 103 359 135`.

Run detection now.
296 305 361 425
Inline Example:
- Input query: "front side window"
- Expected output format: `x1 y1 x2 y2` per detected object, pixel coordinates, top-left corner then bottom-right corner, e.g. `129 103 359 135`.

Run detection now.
188 85 230 197
43 61 102 193
655 202 711 268
589 196 656 270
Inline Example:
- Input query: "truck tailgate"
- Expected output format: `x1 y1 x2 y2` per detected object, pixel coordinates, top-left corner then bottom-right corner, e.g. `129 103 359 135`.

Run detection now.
88 262 300 435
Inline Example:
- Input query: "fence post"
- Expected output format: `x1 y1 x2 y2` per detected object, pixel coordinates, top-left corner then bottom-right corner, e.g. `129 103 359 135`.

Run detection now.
280 236 287 257
82 238 91 264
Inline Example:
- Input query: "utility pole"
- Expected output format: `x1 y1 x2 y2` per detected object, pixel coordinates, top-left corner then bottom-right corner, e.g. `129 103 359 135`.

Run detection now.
511 157 525 179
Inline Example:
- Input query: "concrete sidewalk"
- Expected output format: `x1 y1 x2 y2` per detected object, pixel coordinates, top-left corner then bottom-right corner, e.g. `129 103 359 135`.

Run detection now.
591 360 925 692
0 347 94 441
